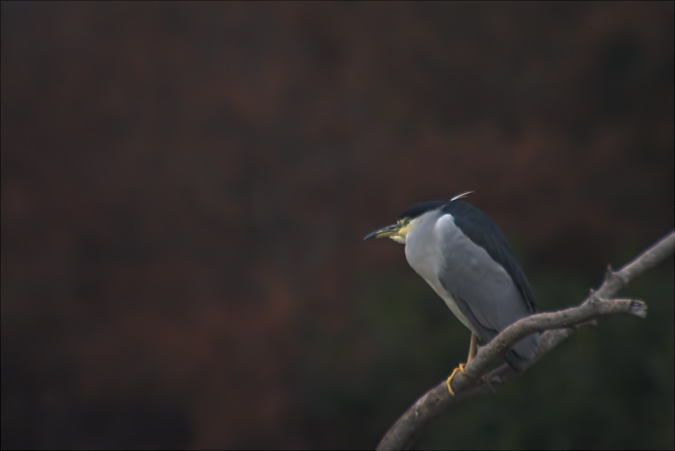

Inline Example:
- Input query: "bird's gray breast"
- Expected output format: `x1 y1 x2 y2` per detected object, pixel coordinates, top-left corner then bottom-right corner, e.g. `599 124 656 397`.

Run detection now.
403 211 477 332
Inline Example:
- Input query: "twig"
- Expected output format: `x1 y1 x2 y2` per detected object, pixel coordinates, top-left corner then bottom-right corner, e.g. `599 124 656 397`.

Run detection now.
377 230 675 451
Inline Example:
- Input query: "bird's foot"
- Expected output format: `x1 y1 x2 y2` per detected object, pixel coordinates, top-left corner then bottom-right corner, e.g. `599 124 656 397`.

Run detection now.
446 363 468 396
447 363 484 396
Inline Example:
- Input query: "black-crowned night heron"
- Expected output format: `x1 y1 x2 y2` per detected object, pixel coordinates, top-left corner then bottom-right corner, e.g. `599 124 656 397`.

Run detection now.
364 192 539 395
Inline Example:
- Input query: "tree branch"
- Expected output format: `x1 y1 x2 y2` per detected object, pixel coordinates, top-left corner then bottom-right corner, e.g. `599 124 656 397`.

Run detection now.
377 230 675 451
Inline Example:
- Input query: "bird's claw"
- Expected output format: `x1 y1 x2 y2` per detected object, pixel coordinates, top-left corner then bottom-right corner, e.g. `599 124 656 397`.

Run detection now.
446 363 470 396
447 363 485 396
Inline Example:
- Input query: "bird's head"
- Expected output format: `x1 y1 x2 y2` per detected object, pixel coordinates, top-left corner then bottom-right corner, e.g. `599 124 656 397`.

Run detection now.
364 191 473 244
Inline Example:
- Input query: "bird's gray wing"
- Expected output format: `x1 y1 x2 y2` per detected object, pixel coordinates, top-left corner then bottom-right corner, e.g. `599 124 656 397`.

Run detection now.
443 201 537 313
434 214 539 364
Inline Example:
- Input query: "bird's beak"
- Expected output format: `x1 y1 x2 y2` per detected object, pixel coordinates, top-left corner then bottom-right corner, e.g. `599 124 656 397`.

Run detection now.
363 223 401 241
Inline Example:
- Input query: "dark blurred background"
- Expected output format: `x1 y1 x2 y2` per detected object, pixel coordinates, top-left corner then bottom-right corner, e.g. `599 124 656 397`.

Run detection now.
1 2 673 449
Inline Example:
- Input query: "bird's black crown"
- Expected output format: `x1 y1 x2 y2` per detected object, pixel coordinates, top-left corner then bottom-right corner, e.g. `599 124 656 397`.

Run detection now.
398 200 448 220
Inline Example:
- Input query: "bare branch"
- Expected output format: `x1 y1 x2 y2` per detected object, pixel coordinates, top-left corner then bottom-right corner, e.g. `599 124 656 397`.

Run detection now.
377 230 675 451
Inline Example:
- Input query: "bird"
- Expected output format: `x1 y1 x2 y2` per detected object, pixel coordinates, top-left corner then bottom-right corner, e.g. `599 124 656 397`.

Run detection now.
364 192 539 395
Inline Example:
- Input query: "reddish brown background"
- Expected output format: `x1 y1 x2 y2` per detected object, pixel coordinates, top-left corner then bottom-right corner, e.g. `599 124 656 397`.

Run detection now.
2 2 673 449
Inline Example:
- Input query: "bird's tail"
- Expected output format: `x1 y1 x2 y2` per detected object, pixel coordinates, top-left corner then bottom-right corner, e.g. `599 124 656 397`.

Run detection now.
503 332 540 372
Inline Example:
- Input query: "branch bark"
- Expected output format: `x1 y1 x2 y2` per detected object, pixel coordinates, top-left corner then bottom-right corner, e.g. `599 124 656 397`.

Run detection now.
377 230 675 451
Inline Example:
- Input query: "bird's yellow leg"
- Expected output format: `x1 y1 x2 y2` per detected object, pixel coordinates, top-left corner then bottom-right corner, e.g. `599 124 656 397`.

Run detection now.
467 332 478 363
447 333 479 395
